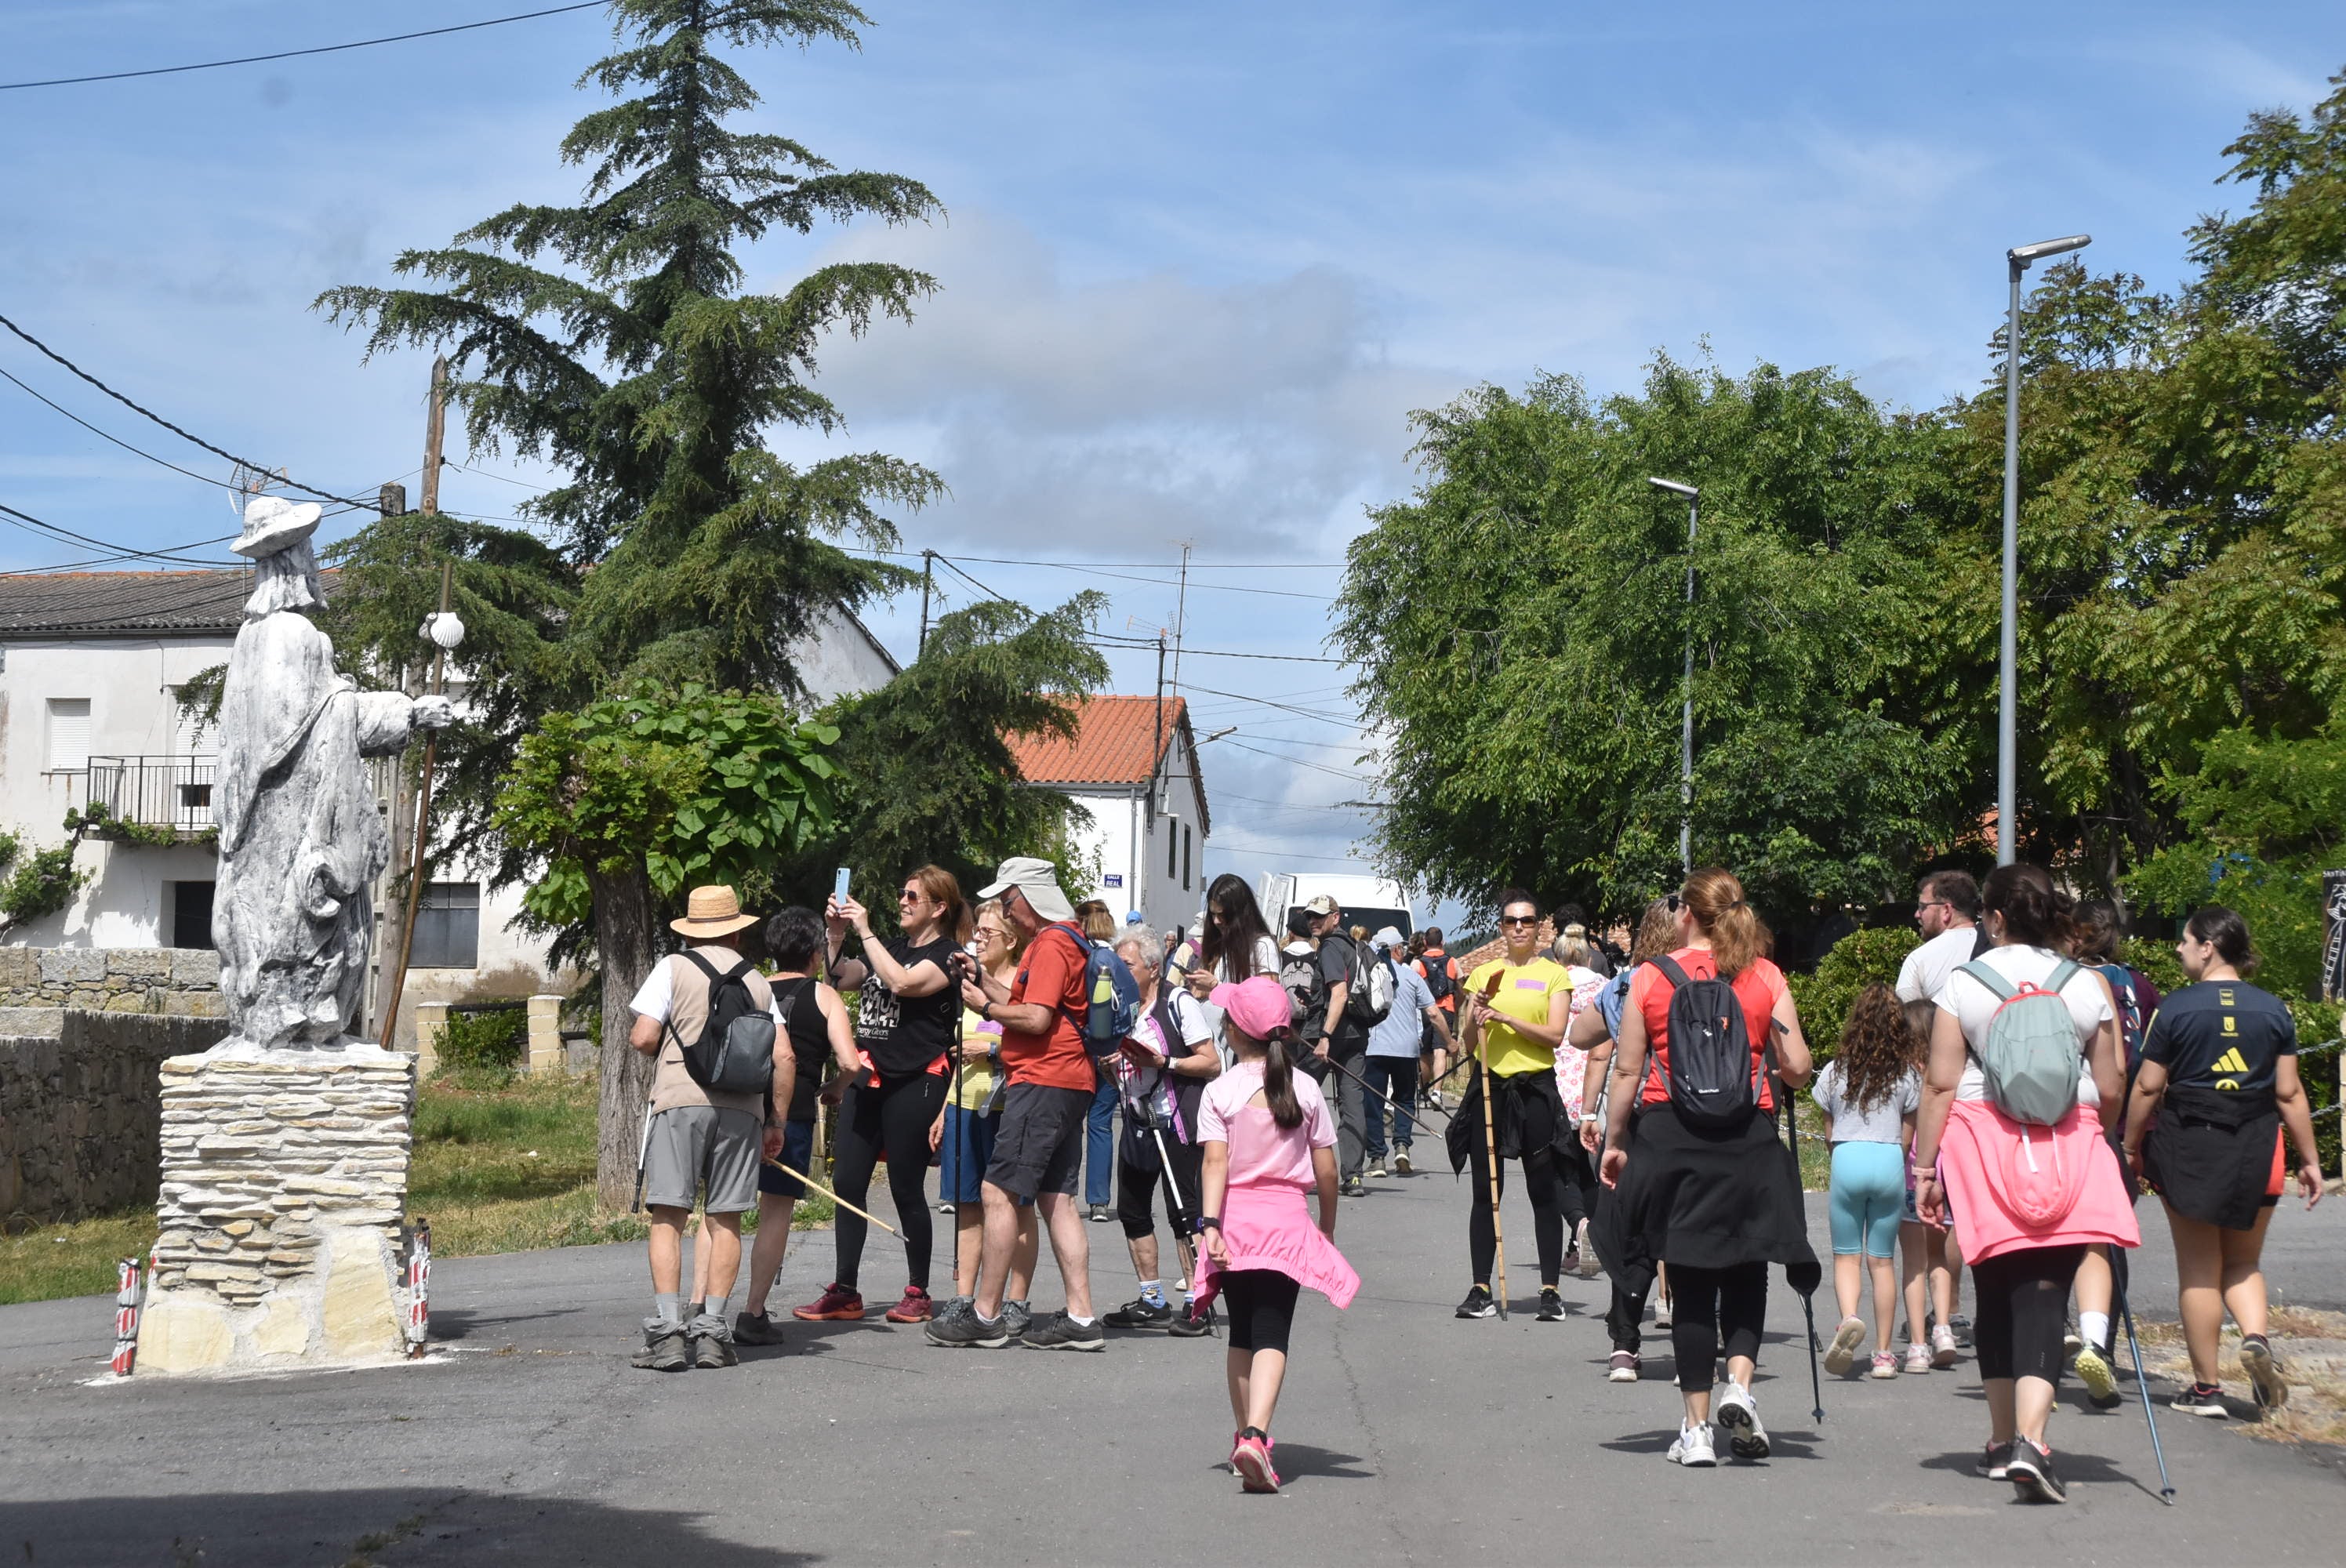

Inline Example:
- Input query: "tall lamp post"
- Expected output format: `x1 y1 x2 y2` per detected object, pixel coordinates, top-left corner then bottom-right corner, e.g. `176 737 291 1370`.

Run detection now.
1650 477 1701 876
1998 234 2091 866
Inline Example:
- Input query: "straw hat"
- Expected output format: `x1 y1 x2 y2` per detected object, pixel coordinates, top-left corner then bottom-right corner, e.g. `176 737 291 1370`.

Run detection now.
231 495 323 559
670 884 757 938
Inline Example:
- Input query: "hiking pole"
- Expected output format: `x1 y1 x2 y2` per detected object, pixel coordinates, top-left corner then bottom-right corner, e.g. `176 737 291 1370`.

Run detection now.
1774 1054 1825 1425
1324 1049 1453 1126
2112 1234 2177 1503
630 1102 655 1214
1473 973 1509 1319
764 1157 902 1238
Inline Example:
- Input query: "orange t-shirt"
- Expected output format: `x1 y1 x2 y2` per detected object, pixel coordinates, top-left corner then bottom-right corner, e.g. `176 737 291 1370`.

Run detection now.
1002 924 1097 1091
1629 948 1785 1113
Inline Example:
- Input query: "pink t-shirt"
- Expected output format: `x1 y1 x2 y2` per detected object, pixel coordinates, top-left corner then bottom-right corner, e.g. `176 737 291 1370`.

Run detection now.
1198 1060 1335 1192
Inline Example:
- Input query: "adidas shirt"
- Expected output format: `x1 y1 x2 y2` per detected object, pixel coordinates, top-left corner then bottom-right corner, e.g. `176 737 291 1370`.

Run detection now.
1931 943 2112 1107
2139 978 2295 1097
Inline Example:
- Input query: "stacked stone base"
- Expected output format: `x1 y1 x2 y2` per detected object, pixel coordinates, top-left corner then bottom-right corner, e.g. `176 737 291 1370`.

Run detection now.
135 1041 417 1375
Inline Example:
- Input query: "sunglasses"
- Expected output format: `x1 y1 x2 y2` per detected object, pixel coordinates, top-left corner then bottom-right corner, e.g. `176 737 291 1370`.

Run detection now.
899 889 924 902
1499 914 1538 927
1665 894 1683 913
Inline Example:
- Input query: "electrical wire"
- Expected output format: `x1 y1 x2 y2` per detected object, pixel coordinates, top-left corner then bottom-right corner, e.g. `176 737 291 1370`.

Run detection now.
1222 739 1369 781
0 3 603 92
1178 681 1360 726
0 501 242 566
1085 633 1343 665
0 313 372 506
0 365 250 493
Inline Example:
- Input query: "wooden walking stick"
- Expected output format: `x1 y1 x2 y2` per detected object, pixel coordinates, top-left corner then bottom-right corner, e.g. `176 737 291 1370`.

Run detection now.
1473 969 1509 1319
763 1156 901 1238
379 559 456 1047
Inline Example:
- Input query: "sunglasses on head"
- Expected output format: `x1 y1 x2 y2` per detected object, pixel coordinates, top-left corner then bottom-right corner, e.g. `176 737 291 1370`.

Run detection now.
1665 893 1683 913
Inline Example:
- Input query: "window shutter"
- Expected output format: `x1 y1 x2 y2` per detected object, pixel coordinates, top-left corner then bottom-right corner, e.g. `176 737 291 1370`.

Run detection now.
47 698 90 771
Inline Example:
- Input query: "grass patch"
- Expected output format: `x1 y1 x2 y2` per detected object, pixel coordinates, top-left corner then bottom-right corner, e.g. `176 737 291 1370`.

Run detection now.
0 1072 833 1305
2132 1304 2346 1446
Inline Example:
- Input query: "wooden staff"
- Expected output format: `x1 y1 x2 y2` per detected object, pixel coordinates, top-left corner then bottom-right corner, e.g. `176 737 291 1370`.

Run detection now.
764 1156 900 1238
1472 968 1508 1319
378 560 454 1047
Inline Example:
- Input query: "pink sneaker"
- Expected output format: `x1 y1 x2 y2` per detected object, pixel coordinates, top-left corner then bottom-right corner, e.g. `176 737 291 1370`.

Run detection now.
1233 1430 1280 1494
1903 1341 1934 1374
792 1283 865 1322
1870 1351 1899 1379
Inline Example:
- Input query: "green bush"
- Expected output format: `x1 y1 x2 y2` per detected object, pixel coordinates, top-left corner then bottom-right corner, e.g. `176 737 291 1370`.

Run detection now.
437 1007 527 1077
1788 924 1919 1065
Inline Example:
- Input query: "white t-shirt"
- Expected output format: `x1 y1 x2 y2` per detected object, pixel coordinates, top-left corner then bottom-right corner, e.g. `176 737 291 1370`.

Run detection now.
627 957 789 1030
628 947 790 1116
1930 943 2112 1105
1201 935 1283 1065
1897 924 1983 1005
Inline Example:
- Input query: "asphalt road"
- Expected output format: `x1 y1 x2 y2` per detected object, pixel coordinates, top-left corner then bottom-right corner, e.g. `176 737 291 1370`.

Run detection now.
2 1161 2341 1566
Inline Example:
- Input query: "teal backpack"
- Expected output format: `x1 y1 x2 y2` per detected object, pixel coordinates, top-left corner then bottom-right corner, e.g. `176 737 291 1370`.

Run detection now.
1959 958 2083 1127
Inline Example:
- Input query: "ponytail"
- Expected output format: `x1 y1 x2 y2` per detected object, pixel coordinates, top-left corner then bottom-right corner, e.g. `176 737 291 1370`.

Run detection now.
1683 866 1770 978
1261 1026 1305 1130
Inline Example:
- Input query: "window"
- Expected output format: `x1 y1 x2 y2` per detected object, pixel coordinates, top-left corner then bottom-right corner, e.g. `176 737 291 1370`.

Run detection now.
170 881 216 951
1183 825 1193 891
1167 818 1177 878
411 881 481 969
46 698 90 771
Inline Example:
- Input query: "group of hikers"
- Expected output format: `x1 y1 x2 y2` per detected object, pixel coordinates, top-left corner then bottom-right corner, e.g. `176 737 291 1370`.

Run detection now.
623 855 2328 1501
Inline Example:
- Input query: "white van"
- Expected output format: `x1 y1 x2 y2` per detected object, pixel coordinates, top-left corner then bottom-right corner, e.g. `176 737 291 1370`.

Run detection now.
1256 873 1415 942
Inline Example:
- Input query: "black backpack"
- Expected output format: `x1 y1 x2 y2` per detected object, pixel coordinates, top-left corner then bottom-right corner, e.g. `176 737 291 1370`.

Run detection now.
1418 953 1456 1007
1643 953 1760 1131
666 950 778 1098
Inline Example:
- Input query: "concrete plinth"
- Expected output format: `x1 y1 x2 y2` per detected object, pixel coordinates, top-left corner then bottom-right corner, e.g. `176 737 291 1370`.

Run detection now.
136 1040 417 1375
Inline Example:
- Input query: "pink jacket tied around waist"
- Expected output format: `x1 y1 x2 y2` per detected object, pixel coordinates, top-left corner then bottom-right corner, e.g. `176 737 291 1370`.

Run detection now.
1937 1099 2139 1264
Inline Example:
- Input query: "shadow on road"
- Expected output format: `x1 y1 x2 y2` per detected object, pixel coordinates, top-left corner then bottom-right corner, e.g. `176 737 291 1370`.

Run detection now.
0 1487 823 1568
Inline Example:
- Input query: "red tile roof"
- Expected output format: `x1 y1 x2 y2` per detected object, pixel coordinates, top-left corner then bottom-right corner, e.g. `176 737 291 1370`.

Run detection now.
1008 695 1209 833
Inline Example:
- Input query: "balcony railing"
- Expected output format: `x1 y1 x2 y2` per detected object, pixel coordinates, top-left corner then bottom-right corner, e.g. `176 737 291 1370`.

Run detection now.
84 755 217 841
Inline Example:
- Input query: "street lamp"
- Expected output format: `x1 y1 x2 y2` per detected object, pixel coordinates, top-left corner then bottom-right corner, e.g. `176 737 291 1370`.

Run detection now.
1650 476 1700 876
1999 233 2091 866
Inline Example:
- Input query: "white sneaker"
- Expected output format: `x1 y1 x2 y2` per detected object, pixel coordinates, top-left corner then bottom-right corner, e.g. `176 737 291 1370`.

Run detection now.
1574 1219 1601 1278
1713 1380 1770 1460
1666 1421 1716 1467
1824 1314 1867 1377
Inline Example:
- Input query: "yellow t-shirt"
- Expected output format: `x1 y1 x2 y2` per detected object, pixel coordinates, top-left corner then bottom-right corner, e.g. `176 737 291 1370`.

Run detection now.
1465 956 1572 1077
950 1005 1003 1111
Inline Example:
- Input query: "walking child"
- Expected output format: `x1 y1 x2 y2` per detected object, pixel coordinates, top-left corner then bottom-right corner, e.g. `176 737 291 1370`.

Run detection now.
1810 984 1920 1379
1195 975 1360 1494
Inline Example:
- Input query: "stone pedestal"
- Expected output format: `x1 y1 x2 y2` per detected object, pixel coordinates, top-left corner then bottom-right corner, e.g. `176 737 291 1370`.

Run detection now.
136 1042 417 1375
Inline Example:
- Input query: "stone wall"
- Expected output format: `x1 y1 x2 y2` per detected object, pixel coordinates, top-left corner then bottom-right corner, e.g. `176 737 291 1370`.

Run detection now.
0 947 223 1036
0 1011 233 1228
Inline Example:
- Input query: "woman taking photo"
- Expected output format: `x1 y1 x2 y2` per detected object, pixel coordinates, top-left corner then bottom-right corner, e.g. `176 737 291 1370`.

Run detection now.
2123 906 2325 1417
1186 873 1283 1055
1450 889 1574 1323
798 866 970 1326
1912 864 2137 1504
1599 869 1818 1468
932 898 1040 1316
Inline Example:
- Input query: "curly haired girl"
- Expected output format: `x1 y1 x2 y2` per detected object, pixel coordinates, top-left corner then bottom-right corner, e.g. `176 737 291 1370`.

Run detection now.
1810 983 1923 1378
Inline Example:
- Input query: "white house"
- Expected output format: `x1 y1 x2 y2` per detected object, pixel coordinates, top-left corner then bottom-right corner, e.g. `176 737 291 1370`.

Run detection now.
1006 694 1211 928
0 568 899 1035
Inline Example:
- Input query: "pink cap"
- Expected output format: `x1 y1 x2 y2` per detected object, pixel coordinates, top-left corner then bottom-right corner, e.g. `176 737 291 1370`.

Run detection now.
1210 975 1294 1040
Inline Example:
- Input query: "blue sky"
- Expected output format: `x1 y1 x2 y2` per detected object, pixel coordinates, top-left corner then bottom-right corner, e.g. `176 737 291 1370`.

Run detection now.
3 1 2340 922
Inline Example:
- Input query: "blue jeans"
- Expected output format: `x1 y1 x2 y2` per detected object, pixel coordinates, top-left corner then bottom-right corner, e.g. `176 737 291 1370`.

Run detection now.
1362 1054 1419 1158
1084 1075 1117 1206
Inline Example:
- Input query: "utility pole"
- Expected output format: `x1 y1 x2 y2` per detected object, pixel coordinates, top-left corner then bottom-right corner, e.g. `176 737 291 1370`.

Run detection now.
918 549 935 658
419 355 448 516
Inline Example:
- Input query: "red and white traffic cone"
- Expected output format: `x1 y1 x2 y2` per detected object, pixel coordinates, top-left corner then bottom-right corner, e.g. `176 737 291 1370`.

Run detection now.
110 1254 147 1376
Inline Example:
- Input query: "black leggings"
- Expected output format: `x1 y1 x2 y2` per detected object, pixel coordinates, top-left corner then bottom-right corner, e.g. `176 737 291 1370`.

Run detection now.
1669 1261 1768 1392
831 1069 948 1291
1467 1142 1567 1287
1556 1138 1601 1231
1972 1244 2086 1385
1222 1269 1300 1354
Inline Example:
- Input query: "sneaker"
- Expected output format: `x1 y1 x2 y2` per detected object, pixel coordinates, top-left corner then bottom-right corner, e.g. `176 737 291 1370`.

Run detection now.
634 1323 688 1371
1666 1421 1716 1467
1562 1243 1582 1276
1870 1351 1899 1379
1537 1287 1565 1322
1394 1147 1414 1176
2006 1436 2067 1504
1022 1311 1107 1351
1653 1299 1673 1330
932 1294 974 1324
1342 1176 1367 1198
1455 1284 1497 1319
732 1309 786 1346
1713 1381 1770 1460
924 1308 1011 1348
1824 1314 1866 1376
1948 1312 1973 1348
792 1283 865 1322
1974 1439 2014 1479
2241 1334 2290 1411
1607 1350 1640 1383
1574 1220 1602 1279
1168 1301 1218 1338
1930 1323 1959 1368
1233 1430 1280 1493
938 1201 955 1214
1367 1159 1389 1178
2063 1324 2083 1358
1087 1204 1113 1223
1104 1295 1175 1330
1903 1341 1934 1374
2073 1341 2120 1410
884 1285 935 1325
691 1327 737 1369
1003 1300 1033 1341
2171 1381 2228 1418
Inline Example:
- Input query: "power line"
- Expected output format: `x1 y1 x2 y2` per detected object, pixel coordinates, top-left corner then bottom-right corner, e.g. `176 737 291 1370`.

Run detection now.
1087 635 1343 666
1179 681 1359 727
0 313 371 506
0 501 241 566
0 3 603 92
863 546 1338 571
0 365 254 494
1222 739 1367 781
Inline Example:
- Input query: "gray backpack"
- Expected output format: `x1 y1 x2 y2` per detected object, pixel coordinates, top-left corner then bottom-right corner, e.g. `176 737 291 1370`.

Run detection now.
1959 958 2083 1127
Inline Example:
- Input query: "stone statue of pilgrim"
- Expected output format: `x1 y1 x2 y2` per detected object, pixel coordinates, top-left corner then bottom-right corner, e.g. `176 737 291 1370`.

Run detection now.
212 496 453 1051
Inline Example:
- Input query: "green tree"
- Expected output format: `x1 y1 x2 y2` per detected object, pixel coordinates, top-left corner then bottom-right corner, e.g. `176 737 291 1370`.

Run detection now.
495 685 841 1203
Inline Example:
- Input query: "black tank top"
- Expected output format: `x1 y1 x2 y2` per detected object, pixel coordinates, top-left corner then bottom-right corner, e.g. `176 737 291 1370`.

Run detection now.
774 976 831 1123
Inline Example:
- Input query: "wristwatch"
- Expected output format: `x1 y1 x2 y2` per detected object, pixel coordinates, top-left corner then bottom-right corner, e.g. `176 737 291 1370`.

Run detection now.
1196 1217 1222 1231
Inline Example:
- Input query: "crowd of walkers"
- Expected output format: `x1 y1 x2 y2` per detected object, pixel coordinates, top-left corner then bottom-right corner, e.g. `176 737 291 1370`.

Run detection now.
622 855 2326 1501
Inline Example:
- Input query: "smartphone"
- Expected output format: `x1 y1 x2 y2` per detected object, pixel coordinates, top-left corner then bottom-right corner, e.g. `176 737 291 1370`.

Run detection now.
832 866 852 906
